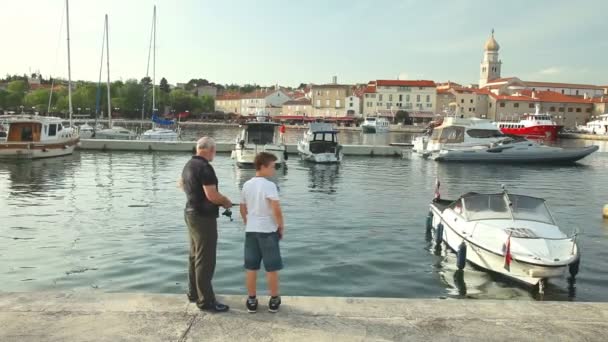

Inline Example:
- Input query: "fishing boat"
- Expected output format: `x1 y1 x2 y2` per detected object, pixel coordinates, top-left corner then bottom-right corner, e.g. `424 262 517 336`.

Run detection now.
297 122 343 163
361 116 390 133
496 105 562 141
0 0 80 159
139 6 179 142
413 116 598 163
427 182 580 293
0 115 79 159
577 114 608 135
231 115 286 168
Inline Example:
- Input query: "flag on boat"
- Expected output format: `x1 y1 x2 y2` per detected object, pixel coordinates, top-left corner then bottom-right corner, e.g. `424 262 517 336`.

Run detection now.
504 232 512 271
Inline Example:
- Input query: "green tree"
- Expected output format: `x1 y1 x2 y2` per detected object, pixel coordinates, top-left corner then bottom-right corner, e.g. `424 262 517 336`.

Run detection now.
24 88 56 112
7 80 28 94
200 95 214 113
0 89 8 109
159 77 170 93
169 89 195 112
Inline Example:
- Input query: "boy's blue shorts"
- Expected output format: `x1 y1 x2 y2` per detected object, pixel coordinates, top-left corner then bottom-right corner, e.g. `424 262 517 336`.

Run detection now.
244 232 283 272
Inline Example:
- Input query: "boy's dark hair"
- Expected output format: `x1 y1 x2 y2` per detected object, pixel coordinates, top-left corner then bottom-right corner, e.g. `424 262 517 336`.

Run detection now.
254 152 278 170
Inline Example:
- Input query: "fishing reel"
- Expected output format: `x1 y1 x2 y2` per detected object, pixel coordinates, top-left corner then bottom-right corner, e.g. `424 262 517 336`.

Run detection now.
221 208 234 221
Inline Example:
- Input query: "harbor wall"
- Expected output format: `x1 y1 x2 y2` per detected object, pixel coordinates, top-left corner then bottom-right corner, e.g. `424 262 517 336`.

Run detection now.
1 292 607 341
78 139 408 157
560 133 608 141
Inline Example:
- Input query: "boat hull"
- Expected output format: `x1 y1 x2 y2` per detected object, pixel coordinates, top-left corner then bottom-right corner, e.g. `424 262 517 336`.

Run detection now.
0 138 79 159
232 146 286 168
500 125 562 141
429 204 573 285
433 145 598 164
361 125 376 133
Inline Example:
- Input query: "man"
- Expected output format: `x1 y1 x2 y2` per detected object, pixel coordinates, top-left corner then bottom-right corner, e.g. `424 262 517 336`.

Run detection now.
181 137 232 312
279 123 286 143
240 152 285 313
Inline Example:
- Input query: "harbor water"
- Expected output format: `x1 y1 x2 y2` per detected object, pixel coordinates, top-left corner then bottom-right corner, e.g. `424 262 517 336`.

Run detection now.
1 126 608 301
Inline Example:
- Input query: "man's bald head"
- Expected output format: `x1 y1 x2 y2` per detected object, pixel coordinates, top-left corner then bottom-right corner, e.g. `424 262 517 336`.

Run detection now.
196 137 216 161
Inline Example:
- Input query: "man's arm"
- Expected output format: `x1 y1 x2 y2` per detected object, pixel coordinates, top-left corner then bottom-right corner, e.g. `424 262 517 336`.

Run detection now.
269 199 284 238
240 203 248 225
203 185 232 208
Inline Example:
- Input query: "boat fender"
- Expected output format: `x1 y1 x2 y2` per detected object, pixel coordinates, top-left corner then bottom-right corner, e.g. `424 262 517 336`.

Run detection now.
457 242 467 270
284 151 288 161
435 223 444 246
426 212 433 230
569 258 580 277
603 204 608 219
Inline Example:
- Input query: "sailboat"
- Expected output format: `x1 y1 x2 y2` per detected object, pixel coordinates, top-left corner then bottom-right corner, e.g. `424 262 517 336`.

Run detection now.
0 0 79 159
140 6 179 141
92 14 137 140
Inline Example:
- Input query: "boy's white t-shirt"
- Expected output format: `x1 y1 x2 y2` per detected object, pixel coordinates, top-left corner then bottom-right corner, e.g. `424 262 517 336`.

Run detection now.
241 177 280 233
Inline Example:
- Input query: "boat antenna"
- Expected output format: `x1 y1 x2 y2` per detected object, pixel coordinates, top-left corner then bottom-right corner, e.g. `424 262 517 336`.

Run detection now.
106 14 112 129
502 184 516 221
65 0 73 127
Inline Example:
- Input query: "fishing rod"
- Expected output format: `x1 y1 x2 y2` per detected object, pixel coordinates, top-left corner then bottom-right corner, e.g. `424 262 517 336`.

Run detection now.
221 203 241 222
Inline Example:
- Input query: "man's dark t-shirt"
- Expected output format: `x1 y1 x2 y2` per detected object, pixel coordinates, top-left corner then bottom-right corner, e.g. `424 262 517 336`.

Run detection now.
182 156 219 218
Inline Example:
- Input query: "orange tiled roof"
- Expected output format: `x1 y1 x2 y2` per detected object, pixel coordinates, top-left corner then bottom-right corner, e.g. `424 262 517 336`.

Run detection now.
376 80 436 87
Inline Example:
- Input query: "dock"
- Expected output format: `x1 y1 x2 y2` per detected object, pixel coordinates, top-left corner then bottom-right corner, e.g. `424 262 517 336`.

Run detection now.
560 133 608 141
78 139 409 157
0 292 606 341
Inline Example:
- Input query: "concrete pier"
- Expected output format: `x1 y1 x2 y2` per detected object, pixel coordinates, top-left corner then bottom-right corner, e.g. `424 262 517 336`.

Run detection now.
0 292 606 341
560 132 608 141
78 139 409 157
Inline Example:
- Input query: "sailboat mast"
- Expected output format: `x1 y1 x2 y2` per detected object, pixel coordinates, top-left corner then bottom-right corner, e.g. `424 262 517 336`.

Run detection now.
105 14 112 128
65 0 73 126
152 5 156 116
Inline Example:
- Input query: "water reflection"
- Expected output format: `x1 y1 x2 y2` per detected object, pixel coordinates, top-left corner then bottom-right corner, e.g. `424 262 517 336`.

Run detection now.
306 163 340 194
0 154 81 197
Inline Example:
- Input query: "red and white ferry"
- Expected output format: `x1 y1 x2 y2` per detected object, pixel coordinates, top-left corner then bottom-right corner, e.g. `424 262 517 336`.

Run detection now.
496 106 562 141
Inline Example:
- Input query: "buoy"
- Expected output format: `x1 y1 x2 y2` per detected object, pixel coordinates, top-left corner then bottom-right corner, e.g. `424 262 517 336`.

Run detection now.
435 223 444 246
603 205 608 219
457 241 467 270
569 258 580 277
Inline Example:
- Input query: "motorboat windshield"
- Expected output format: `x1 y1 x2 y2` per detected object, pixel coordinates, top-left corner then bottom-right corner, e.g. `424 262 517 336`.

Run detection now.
457 193 555 224
245 124 278 145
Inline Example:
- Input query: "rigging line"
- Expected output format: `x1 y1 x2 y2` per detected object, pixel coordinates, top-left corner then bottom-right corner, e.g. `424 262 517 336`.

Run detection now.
47 1 66 114
95 19 106 120
141 6 155 125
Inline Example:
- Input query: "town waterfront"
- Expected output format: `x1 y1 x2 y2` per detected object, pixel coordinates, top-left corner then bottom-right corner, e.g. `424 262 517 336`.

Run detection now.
1 127 607 302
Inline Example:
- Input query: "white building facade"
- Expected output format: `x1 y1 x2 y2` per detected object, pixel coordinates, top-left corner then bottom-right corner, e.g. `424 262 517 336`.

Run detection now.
363 80 437 118
240 89 290 116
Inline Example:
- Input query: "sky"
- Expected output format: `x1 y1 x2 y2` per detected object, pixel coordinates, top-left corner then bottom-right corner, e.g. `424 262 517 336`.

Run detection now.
1 0 607 87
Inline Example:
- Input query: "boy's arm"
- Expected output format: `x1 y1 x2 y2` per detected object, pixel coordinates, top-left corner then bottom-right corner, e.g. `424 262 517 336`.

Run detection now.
240 203 248 225
269 199 284 238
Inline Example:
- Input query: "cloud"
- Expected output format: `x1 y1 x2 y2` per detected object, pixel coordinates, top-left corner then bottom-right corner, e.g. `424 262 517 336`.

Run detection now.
538 67 561 75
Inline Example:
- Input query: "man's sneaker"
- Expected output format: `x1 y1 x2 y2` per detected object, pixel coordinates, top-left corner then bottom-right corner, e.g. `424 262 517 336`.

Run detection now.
268 296 281 313
246 297 258 313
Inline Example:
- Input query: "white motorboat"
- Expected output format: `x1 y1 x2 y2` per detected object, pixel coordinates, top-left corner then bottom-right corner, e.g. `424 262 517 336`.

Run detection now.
297 122 343 163
361 116 390 133
95 126 138 140
0 115 79 159
413 116 598 163
231 117 286 168
141 126 179 141
577 114 608 135
428 184 580 293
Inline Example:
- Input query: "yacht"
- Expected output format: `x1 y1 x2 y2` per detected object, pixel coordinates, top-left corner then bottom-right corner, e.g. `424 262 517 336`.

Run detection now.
0 115 79 159
95 126 138 140
577 114 608 135
429 184 580 293
361 116 390 133
297 122 343 163
413 117 597 163
231 116 286 168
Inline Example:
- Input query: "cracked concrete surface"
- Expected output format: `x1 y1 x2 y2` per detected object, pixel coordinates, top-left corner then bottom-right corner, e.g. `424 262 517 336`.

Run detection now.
0 292 607 341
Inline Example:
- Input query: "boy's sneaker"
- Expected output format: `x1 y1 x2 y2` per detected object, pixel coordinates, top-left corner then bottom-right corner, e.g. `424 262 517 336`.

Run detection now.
268 296 281 313
246 297 258 313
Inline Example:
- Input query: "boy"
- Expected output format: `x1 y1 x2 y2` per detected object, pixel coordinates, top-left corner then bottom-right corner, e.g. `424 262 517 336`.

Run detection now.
240 152 285 313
